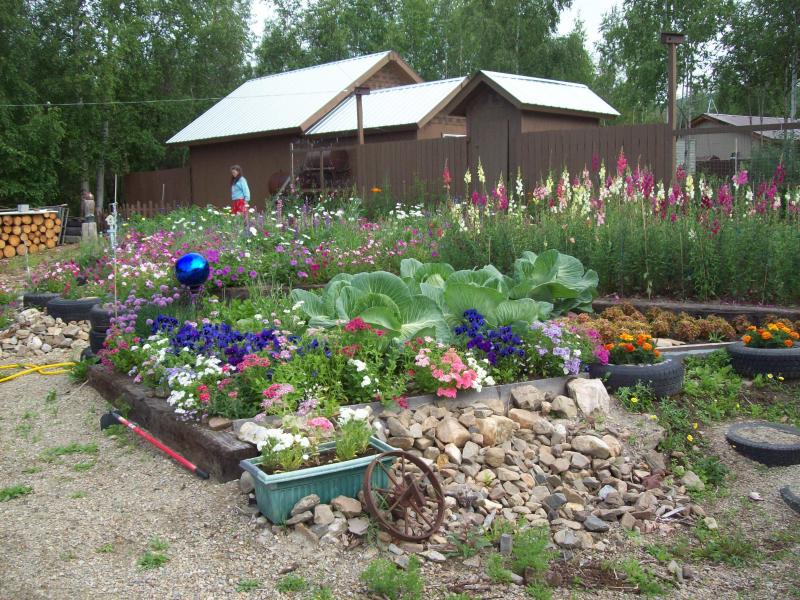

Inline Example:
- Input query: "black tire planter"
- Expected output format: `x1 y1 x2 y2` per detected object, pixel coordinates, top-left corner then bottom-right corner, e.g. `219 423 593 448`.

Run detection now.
23 292 61 310
89 329 108 353
727 342 800 379
46 297 100 323
588 359 685 398
88 304 113 332
725 421 800 467
780 486 800 515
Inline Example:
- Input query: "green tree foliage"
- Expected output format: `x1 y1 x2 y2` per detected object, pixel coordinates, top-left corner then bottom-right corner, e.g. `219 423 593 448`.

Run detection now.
715 0 800 118
255 0 595 85
0 0 252 208
597 0 734 124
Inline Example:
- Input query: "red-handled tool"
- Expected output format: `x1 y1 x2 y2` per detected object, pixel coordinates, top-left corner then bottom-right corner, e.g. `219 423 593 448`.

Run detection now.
100 411 209 479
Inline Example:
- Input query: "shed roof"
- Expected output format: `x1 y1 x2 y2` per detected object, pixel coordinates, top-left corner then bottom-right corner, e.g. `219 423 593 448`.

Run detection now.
445 70 619 119
691 113 798 140
167 51 421 145
306 77 467 136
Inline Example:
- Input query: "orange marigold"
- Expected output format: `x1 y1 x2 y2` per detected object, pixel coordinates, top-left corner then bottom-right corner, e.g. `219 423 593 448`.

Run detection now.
642 342 653 351
785 339 794 347
742 335 752 344
654 349 661 357
791 332 799 340
747 325 757 331
761 331 772 340
624 343 635 352
605 343 614 350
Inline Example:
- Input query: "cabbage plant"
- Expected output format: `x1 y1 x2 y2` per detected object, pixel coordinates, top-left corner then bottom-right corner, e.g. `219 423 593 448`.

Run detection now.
289 250 597 342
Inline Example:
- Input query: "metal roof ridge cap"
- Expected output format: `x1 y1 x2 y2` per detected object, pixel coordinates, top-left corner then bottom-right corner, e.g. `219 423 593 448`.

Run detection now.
481 69 591 90
245 50 391 83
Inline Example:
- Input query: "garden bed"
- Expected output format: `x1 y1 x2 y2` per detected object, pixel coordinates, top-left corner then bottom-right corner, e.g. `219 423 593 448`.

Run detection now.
88 363 578 482
87 365 258 481
593 297 800 323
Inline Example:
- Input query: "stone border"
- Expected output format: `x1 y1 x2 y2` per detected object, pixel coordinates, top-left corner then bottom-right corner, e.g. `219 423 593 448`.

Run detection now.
232 375 581 433
88 364 579 482
87 365 258 482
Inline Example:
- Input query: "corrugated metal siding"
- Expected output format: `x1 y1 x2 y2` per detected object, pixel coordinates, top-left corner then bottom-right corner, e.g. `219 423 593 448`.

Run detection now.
167 52 391 144
482 70 619 118
306 78 467 135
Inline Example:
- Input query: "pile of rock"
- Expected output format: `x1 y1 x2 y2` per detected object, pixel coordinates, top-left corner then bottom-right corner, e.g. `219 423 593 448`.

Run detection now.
0 308 90 360
240 378 701 556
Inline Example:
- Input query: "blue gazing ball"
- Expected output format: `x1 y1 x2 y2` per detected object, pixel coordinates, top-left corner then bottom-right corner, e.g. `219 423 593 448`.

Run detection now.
175 253 210 287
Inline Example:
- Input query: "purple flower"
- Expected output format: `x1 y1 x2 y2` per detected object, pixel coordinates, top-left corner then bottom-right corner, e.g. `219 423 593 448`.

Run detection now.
248 270 257 279
275 244 285 253
297 271 309 278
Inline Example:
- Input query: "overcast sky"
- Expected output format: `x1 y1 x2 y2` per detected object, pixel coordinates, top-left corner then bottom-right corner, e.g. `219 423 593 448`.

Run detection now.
250 0 621 61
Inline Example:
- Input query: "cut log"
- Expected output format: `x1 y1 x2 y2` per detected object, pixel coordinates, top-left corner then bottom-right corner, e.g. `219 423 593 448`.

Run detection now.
45 239 56 249
15 244 27 256
21 215 31 224
8 234 20 246
3 245 15 258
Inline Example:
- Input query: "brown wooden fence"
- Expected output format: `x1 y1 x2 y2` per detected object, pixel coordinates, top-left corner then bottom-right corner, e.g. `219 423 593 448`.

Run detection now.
350 137 469 200
122 167 191 217
121 124 674 210
516 123 673 184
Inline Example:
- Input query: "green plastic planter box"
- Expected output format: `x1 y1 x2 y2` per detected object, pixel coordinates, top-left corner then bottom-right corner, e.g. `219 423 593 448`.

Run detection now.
239 436 396 524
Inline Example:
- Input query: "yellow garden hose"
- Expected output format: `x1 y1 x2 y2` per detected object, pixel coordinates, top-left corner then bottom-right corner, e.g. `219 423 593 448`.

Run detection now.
0 362 76 383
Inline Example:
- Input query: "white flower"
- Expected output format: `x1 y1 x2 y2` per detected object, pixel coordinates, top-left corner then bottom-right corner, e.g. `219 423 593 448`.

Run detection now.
348 359 367 372
360 375 371 387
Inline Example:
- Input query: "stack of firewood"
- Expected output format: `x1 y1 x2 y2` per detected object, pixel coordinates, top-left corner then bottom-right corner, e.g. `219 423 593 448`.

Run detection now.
0 212 61 258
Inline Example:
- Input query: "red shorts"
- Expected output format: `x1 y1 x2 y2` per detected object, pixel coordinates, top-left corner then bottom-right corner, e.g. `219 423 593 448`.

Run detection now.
231 199 247 214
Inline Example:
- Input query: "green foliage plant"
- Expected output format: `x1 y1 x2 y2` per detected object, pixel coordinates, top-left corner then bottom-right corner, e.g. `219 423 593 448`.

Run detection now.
360 556 423 600
276 574 307 593
334 408 372 462
0 484 33 502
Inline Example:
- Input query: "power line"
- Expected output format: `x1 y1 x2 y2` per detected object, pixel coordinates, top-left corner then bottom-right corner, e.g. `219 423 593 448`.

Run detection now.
0 89 346 108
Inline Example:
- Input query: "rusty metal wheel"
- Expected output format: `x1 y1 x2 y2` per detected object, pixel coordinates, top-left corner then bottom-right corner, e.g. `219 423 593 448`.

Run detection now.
362 450 446 542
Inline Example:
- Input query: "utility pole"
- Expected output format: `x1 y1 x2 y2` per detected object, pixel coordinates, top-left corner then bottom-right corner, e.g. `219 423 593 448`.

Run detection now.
354 86 370 145
661 32 685 175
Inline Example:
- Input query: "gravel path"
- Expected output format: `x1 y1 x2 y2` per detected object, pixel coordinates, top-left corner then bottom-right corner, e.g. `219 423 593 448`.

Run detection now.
1 358 798 599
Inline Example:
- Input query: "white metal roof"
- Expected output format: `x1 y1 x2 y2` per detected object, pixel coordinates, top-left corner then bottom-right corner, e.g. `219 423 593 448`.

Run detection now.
698 113 798 140
306 77 467 136
167 52 393 144
481 70 619 117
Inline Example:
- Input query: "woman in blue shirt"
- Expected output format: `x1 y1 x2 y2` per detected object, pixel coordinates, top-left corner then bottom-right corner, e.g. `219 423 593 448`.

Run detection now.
230 165 250 214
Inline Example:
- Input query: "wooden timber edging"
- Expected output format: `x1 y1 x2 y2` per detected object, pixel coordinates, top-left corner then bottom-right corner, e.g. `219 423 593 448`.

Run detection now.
88 365 258 482
593 298 800 322
88 363 580 482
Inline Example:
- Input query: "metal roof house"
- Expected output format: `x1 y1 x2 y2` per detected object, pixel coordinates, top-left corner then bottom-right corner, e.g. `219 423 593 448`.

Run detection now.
441 70 619 181
169 51 425 206
166 54 619 207
687 113 798 161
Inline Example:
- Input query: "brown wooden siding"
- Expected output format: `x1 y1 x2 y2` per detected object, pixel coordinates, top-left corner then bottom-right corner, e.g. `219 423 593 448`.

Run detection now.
122 167 191 216
418 116 467 139
188 134 296 208
464 87 520 181
364 61 418 90
520 112 599 133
